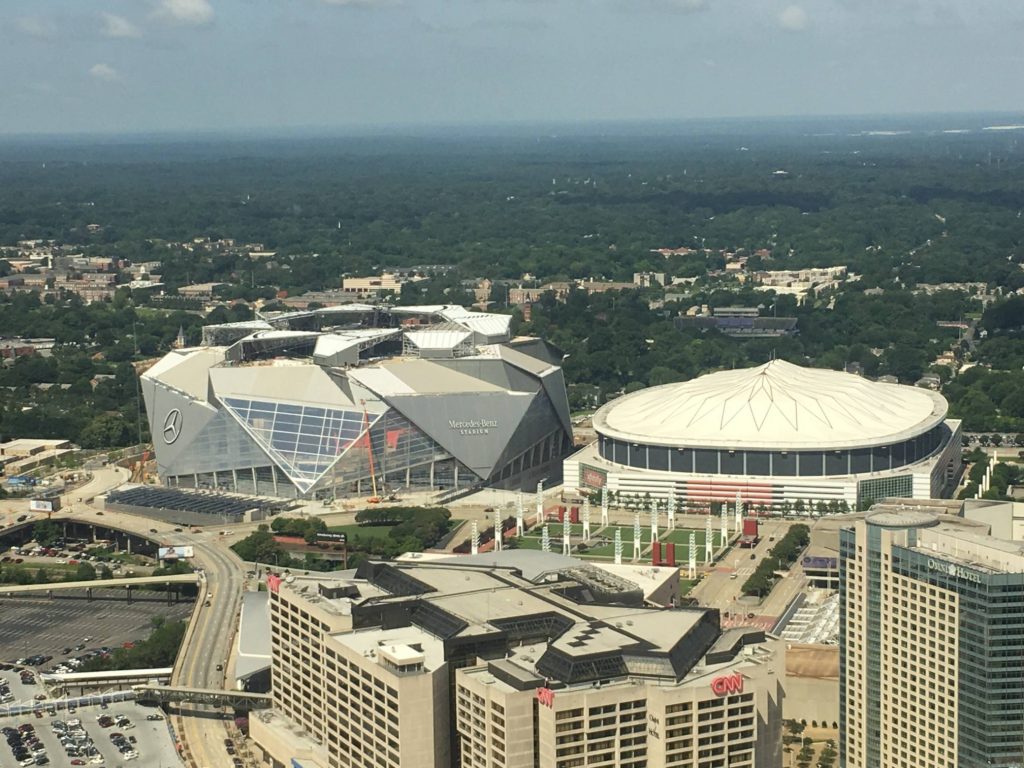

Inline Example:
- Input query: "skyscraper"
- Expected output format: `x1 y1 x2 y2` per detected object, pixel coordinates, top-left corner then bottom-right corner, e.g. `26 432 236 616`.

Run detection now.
839 507 1024 768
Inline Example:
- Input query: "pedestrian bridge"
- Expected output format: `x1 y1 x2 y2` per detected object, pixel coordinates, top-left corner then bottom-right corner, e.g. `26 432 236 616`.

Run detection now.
0 573 199 595
133 684 272 710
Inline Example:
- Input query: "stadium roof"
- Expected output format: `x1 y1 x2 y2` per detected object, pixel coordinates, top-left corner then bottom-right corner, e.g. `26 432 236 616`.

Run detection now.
594 360 948 451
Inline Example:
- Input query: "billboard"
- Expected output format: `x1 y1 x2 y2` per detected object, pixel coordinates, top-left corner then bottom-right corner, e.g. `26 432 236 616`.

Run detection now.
158 546 195 560
579 464 608 490
29 499 56 513
316 532 347 544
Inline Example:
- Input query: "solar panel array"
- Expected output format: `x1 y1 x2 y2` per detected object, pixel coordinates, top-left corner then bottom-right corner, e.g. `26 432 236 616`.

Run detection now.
106 486 271 519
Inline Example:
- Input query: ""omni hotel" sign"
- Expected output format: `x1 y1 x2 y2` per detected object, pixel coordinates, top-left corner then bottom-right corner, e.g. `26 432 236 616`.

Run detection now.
927 558 983 585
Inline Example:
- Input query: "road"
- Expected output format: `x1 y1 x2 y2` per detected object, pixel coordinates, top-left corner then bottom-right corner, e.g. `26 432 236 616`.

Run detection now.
690 517 807 629
51 508 247 768
167 532 247 768
19 468 248 768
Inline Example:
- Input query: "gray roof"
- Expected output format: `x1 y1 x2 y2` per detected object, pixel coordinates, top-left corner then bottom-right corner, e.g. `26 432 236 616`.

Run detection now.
236 591 272 679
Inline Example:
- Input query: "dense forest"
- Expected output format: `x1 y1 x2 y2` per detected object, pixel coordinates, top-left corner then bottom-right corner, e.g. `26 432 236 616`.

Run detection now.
2 125 1024 290
1 122 1024 448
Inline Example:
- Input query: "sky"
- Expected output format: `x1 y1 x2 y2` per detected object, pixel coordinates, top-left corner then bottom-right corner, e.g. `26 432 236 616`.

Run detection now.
1 0 1023 135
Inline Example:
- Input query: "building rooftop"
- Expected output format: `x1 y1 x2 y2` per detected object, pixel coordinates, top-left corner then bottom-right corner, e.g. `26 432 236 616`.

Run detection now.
276 554 719 686
595 359 948 451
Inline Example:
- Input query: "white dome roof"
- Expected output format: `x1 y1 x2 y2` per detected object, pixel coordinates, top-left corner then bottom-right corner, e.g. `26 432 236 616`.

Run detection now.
594 360 948 451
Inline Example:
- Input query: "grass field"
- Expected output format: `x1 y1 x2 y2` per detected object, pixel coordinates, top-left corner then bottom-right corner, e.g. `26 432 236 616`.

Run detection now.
328 523 395 542
328 519 466 545
513 523 730 563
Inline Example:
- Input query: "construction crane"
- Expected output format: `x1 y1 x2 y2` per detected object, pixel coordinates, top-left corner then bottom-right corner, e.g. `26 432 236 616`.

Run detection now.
131 449 150 484
360 401 381 503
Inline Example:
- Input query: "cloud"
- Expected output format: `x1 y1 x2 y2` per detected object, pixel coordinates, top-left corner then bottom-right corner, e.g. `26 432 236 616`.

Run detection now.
15 16 57 39
778 4 809 30
631 0 709 12
101 13 142 38
664 0 708 10
155 0 215 26
318 0 396 6
89 63 121 81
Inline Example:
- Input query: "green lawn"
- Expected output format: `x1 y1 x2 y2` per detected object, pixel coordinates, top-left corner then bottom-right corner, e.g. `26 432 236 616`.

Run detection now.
327 523 395 541
512 523 730 563
328 519 466 547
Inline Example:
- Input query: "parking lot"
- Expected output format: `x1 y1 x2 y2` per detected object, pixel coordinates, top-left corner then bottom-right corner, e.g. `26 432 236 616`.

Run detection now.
1 670 181 768
0 593 194 663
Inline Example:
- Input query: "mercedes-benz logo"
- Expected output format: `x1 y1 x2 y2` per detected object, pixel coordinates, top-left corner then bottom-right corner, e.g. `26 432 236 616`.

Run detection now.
163 408 183 445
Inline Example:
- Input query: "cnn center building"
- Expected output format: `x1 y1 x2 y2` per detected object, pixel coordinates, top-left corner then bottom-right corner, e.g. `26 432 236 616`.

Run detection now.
565 360 962 511
141 304 573 499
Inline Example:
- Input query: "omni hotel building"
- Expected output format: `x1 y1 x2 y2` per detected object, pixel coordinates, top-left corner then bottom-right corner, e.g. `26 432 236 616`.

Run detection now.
840 506 1024 768
251 551 785 768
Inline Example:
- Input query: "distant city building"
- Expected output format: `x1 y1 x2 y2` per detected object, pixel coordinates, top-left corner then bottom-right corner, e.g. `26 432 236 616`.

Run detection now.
674 306 798 338
508 279 635 307
141 304 571 498
632 271 667 288
752 266 852 303
565 360 962 511
341 273 426 298
177 282 225 300
251 553 785 768
840 505 1024 768
0 337 55 360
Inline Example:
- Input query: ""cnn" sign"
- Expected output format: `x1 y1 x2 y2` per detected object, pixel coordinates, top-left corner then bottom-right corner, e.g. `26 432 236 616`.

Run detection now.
710 673 744 697
536 687 555 708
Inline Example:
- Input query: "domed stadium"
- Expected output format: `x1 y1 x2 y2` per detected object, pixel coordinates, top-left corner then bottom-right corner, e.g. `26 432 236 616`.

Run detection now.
565 360 963 512
142 304 573 500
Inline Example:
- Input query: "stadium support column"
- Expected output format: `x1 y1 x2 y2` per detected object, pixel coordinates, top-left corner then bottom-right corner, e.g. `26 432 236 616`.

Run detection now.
582 499 591 540
633 512 642 562
688 532 697 579
494 507 503 552
515 492 525 537
562 521 571 556
614 528 623 565
541 525 551 553
600 487 609 527
734 492 743 533
535 481 544 528
471 521 479 556
705 517 713 564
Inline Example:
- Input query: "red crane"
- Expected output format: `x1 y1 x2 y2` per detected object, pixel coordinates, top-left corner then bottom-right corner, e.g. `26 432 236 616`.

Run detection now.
360 400 381 503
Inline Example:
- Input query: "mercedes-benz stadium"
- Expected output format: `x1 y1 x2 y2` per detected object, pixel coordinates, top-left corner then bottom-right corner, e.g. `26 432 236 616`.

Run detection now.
141 304 573 499
565 360 962 511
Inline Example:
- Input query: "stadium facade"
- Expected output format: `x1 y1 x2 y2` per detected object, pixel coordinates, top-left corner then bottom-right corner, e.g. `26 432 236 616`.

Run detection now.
141 304 573 499
565 360 962 511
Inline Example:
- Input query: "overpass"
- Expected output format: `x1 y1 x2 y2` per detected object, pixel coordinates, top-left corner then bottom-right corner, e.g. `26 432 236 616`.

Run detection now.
0 572 199 597
133 684 272 710
42 667 173 696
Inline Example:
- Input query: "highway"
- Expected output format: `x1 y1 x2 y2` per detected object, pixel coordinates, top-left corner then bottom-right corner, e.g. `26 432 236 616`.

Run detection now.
2 464 249 768
51 509 249 768
168 531 247 768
